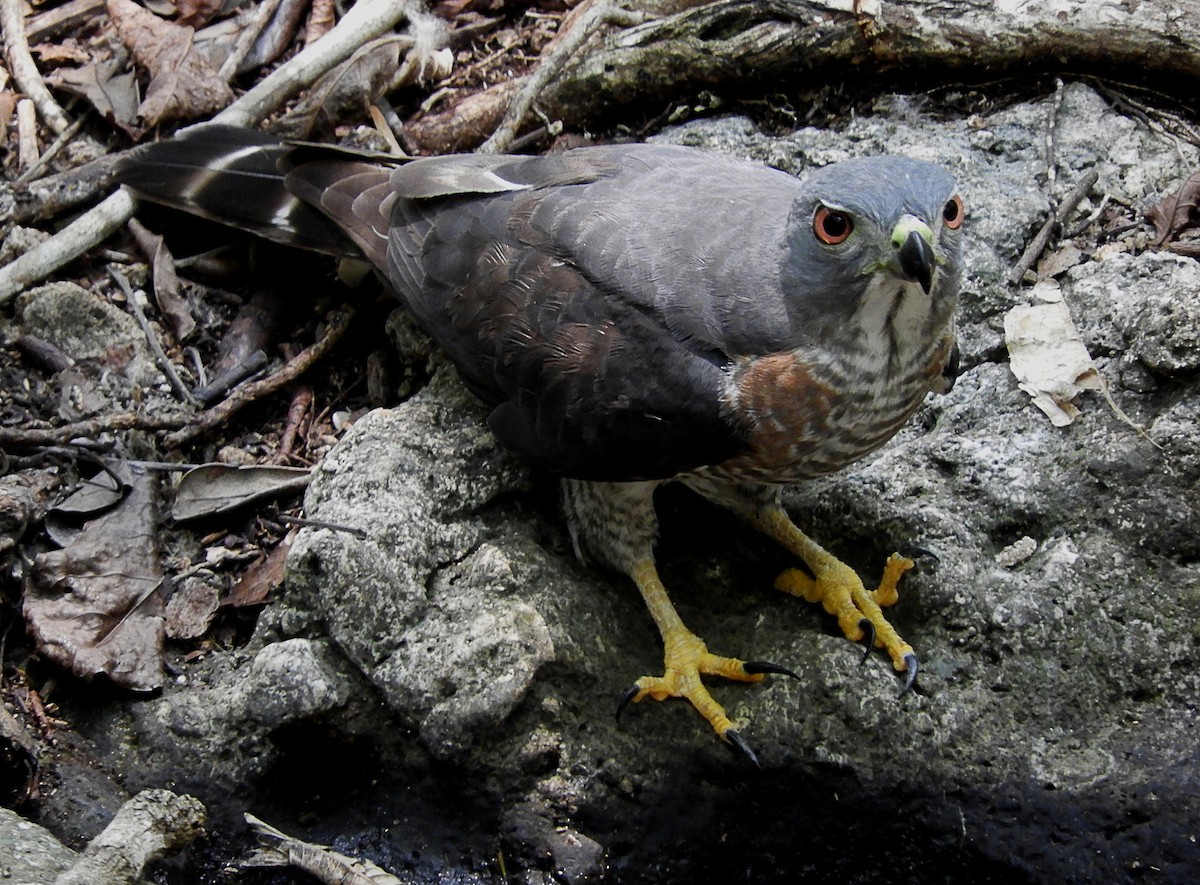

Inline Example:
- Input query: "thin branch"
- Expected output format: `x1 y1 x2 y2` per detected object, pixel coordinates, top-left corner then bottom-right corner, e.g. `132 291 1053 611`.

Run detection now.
1009 169 1100 286
212 0 419 129
0 410 190 448
0 0 420 304
218 0 287 82
0 0 72 135
0 189 136 306
15 109 91 184
107 267 199 406
479 1 647 154
163 305 356 448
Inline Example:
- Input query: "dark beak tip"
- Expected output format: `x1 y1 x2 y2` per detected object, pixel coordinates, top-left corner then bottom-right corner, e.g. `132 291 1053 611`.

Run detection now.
899 230 935 294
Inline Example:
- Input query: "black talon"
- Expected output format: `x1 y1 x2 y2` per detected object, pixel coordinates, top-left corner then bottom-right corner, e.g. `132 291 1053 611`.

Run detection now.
898 544 939 563
857 618 876 664
899 653 919 697
743 660 801 680
615 685 639 724
724 729 760 768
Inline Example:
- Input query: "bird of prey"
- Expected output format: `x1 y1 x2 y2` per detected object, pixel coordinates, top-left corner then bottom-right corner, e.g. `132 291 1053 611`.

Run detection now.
118 127 963 761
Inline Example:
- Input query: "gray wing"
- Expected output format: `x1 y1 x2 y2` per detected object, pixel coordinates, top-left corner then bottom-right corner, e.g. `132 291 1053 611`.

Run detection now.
353 145 808 479
384 145 803 358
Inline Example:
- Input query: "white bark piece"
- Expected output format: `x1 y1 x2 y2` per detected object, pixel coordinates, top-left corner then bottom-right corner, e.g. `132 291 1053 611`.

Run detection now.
1004 299 1102 426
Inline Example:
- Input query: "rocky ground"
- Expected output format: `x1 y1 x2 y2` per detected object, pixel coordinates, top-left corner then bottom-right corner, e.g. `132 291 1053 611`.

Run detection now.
3 80 1199 883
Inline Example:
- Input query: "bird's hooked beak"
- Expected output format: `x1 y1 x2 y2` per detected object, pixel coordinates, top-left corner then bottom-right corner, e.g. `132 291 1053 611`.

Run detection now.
892 215 937 295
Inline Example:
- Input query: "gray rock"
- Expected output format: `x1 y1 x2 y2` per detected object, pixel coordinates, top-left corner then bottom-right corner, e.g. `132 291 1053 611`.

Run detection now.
0 807 77 883
14 281 165 406
118 638 357 797
286 367 556 759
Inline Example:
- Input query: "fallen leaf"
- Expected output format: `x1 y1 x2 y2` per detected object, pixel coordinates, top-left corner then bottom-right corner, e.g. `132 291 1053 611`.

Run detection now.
128 219 195 342
49 467 129 518
1004 297 1102 427
108 0 234 130
224 530 294 607
49 58 141 136
0 92 16 133
275 38 400 137
32 43 91 64
24 463 165 691
172 464 311 522
238 0 310 74
177 0 234 28
1145 170 1200 247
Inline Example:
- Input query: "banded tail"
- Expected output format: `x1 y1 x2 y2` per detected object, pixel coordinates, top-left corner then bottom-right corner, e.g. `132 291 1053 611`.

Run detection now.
116 125 399 267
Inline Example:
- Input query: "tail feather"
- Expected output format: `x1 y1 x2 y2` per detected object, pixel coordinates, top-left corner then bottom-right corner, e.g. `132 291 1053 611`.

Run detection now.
117 125 392 260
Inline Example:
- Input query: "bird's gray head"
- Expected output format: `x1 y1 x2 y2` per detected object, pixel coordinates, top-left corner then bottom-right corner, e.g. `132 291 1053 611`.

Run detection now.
779 155 962 344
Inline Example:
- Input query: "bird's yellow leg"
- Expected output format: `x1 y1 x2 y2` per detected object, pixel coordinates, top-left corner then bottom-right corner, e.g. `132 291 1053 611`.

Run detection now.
751 506 917 679
622 558 781 753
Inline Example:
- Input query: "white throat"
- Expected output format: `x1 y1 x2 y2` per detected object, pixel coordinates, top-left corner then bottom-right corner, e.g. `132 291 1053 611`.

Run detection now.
853 273 937 372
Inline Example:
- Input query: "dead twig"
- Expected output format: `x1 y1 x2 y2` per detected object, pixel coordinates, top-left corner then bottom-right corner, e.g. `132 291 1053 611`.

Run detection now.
1009 169 1100 286
194 351 270 405
164 305 356 448
0 0 419 304
15 334 75 372
0 0 72 135
276 514 367 539
218 0 286 82
0 411 190 448
1045 77 1065 196
0 189 138 306
215 0 420 128
16 99 39 172
479 1 647 154
26 0 104 43
52 790 206 885
15 109 91 185
275 386 314 464
107 267 198 406
1092 80 1200 150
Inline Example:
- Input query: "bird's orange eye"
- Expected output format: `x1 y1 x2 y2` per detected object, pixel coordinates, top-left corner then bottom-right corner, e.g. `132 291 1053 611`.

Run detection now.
813 206 853 245
942 195 964 229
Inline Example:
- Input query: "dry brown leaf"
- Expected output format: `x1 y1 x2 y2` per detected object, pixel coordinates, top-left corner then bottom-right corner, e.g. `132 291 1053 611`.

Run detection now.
128 219 195 342
1035 243 1082 279
0 92 16 134
49 58 141 136
305 0 336 44
32 43 91 64
177 0 233 28
1145 171 1200 247
23 463 165 691
224 530 294 607
108 0 234 131
172 463 311 522
240 0 310 73
46 466 128 524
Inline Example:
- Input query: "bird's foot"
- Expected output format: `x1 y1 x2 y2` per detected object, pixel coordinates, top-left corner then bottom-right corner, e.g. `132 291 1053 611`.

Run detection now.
775 552 918 693
616 627 797 764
